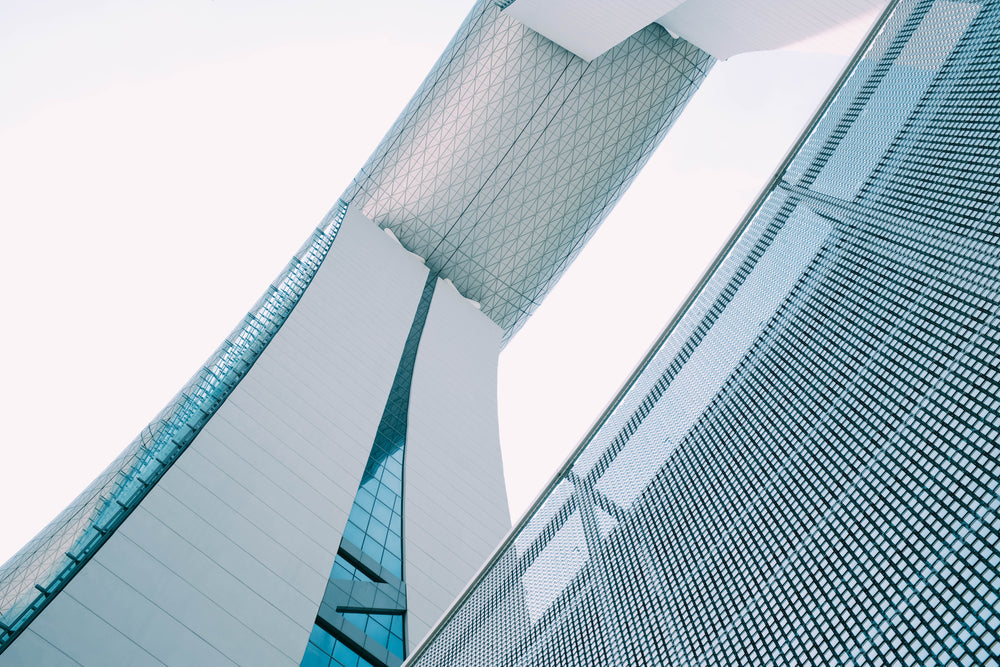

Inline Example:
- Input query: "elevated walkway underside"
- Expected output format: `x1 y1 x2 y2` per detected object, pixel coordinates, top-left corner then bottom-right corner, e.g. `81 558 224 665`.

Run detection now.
343 0 713 339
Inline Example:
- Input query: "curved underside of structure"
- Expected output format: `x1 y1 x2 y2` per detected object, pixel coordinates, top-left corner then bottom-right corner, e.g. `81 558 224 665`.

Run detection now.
503 0 888 61
343 0 714 339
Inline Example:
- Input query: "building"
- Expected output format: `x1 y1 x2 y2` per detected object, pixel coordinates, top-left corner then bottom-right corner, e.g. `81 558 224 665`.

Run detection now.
405 0 1000 664
7 0 979 665
0 0 720 663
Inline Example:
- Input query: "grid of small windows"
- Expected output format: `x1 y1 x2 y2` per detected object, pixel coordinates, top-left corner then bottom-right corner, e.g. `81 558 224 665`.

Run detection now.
303 618 404 667
341 447 405 577
341 614 406 658
408 1 1000 665
329 557 373 583
337 272 436 581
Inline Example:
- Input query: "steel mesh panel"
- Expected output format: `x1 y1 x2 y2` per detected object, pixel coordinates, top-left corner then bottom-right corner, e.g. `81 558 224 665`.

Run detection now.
407 1 1000 664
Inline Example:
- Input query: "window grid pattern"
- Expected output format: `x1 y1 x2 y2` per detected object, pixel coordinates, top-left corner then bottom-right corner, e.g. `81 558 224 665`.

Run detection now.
331 556 375 583
0 200 350 656
342 447 405 577
408 1 1000 664
341 613 406 658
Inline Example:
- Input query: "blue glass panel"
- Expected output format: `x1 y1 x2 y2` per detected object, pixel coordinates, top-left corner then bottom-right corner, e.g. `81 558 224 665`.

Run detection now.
361 537 384 564
375 485 396 509
366 619 390 647
301 642 331 667
309 624 337 654
387 634 404 659
304 275 434 666
329 556 372 582
331 641 360 667
341 523 365 548
341 612 402 654
341 612 367 633
354 488 376 512
381 553 402 578
371 501 392 525
366 520 388 545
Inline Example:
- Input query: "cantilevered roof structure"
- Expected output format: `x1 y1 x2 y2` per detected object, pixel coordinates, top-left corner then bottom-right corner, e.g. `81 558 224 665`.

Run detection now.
0 1 895 664
342 4 712 337
504 0 886 60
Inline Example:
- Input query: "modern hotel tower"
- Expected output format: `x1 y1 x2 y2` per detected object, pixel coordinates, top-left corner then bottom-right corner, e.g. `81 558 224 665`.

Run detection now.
3 0 999 666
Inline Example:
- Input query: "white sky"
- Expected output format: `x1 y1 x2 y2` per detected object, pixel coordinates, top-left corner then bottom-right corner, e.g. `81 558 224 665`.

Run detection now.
0 1 876 565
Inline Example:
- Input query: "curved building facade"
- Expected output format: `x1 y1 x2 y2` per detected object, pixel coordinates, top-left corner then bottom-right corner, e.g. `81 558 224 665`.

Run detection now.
0 204 511 666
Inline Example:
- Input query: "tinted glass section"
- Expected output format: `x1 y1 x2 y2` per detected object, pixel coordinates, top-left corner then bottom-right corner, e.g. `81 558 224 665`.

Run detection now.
342 446 405 577
0 201 349 654
329 557 374 583
342 613 406 658
304 624 377 667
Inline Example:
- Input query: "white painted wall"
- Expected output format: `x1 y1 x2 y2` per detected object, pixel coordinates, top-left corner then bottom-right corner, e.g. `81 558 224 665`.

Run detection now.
656 0 886 59
504 0 886 60
403 279 511 646
3 207 430 665
503 0 684 61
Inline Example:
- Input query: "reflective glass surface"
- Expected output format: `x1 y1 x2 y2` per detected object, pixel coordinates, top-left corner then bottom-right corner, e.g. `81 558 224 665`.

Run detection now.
342 613 405 658
304 624 377 667
330 556 374 583
343 444 405 576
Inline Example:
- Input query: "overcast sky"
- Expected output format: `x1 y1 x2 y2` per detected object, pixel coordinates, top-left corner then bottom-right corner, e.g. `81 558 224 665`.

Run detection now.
0 1 877 565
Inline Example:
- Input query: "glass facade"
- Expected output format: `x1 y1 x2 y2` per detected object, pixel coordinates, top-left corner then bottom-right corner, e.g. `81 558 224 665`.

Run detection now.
408 1 1000 664
303 274 438 667
0 200 349 656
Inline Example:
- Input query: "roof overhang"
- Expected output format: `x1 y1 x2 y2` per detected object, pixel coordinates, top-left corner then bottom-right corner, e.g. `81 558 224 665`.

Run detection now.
502 0 889 60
